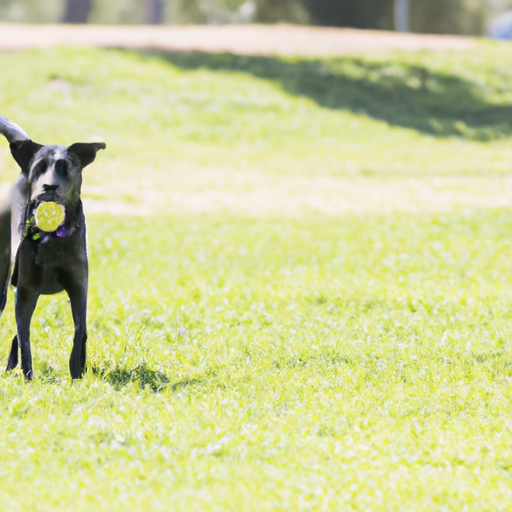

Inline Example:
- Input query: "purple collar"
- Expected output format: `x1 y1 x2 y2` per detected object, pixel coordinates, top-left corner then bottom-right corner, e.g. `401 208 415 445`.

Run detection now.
27 223 76 244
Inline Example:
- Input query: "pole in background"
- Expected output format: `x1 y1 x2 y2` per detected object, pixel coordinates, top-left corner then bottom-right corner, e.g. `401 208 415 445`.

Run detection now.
394 0 410 32
63 0 92 23
146 0 164 25
147 0 164 24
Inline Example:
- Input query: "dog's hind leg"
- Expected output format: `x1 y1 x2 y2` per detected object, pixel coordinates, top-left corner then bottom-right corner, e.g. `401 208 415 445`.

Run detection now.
0 202 11 317
5 335 18 371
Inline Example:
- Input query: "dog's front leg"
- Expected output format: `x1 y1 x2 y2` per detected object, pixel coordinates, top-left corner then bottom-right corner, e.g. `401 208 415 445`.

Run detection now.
15 288 39 380
67 282 88 380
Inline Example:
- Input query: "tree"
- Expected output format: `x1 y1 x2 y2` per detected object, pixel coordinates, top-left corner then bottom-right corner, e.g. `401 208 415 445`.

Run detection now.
63 0 92 23
303 0 393 30
302 0 485 35
410 0 484 35
254 0 308 23
171 0 206 24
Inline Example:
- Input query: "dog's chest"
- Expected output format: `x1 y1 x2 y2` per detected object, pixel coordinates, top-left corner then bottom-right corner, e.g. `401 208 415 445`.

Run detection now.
17 232 87 295
35 240 71 268
33 242 73 294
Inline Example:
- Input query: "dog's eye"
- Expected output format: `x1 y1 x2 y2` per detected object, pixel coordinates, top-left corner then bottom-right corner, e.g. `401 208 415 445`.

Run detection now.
32 160 48 177
55 159 69 177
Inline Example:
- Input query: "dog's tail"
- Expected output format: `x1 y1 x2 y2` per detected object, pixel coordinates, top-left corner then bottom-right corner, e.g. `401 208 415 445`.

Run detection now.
0 114 30 143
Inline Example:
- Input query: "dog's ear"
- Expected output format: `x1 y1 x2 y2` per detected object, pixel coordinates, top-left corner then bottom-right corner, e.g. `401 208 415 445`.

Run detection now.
9 140 43 176
67 142 106 169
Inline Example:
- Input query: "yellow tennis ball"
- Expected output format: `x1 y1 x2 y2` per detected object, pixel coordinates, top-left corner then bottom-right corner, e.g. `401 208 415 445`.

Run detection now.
35 202 65 232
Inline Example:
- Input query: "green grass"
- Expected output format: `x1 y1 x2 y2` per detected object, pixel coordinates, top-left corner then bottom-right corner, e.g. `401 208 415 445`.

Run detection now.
1 40 512 510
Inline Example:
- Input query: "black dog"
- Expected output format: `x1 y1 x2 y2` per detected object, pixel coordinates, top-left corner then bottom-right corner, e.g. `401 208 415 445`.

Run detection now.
0 114 105 380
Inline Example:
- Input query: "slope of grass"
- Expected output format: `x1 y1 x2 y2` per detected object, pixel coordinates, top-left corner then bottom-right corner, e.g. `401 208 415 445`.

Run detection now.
3 44 512 214
1 43 512 179
1 41 512 510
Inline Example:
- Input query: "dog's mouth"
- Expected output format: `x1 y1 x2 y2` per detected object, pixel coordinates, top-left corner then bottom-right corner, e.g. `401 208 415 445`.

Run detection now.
34 191 66 205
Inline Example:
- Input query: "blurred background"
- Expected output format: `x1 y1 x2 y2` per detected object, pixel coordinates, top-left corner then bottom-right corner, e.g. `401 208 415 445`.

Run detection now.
0 0 510 37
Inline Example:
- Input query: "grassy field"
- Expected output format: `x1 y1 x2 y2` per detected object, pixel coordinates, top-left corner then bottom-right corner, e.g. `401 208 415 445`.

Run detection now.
1 41 512 510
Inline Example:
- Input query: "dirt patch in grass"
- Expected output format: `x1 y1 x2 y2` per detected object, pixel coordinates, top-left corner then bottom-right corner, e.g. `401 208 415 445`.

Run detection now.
0 23 476 56
80 167 512 216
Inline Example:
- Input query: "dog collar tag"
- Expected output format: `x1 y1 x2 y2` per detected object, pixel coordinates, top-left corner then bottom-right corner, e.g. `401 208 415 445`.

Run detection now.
34 202 66 233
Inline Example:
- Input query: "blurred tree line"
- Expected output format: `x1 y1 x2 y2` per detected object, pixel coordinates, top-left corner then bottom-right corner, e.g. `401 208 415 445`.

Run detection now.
0 0 493 34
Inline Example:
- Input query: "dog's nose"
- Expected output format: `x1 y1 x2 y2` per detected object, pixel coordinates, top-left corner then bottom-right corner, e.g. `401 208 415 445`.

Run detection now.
43 184 59 193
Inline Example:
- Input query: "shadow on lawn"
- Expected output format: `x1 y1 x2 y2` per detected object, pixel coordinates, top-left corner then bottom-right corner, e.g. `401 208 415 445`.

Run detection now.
141 49 512 141
91 362 202 393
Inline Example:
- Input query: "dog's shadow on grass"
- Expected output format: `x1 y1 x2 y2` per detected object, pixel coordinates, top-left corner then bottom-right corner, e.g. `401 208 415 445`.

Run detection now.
90 362 202 393
9 361 203 392
133 49 512 141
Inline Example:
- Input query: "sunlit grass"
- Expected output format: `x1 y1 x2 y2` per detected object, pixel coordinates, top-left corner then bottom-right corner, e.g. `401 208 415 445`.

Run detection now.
1 212 512 510
1 43 512 510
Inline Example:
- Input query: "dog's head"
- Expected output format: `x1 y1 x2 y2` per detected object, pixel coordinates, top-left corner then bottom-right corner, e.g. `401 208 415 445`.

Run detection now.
10 140 106 206
0 115 105 208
